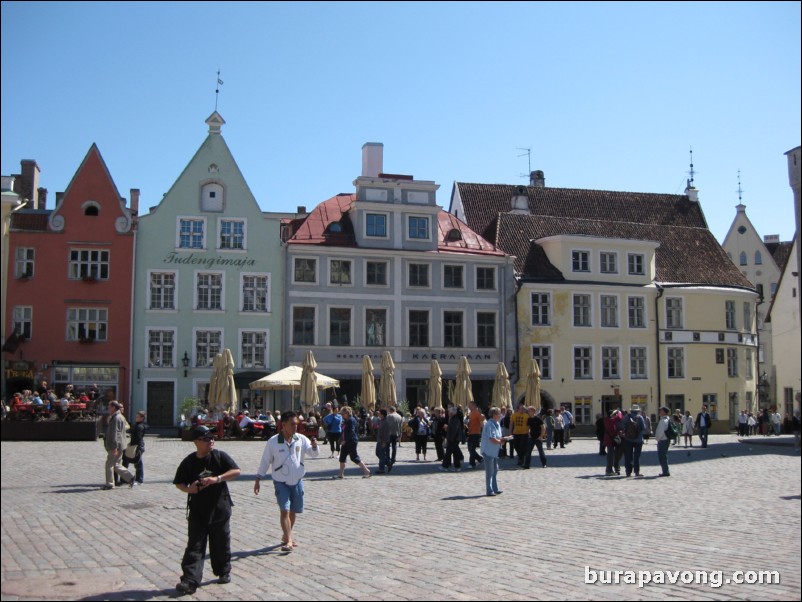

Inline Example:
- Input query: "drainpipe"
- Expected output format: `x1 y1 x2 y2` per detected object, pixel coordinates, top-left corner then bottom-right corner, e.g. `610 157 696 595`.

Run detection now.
512 277 523 390
654 284 664 409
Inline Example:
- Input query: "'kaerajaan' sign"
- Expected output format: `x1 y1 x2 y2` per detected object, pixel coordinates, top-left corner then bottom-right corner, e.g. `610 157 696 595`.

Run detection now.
163 252 257 270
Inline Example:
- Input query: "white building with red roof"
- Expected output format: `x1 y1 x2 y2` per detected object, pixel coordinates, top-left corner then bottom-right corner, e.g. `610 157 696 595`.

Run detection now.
284 143 516 408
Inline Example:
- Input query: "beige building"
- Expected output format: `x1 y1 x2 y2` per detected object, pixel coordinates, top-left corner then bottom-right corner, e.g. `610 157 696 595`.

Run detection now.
765 237 800 418
452 175 757 433
721 204 793 406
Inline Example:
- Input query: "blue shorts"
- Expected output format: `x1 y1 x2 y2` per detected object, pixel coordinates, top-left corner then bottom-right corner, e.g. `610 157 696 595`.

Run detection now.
273 480 304 513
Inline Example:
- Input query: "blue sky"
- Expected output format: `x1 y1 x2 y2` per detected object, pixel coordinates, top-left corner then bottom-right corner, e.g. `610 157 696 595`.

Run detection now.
2 1 799 243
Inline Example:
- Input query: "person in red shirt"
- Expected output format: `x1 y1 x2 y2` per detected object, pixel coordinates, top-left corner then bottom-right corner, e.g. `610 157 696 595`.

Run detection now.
466 402 485 468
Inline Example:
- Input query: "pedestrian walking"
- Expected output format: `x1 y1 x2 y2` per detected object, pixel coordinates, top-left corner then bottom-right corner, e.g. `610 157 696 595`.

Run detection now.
122 410 148 486
334 406 371 479
440 405 465 472
173 425 241 595
654 406 672 477
103 399 134 489
480 407 510 496
523 407 547 469
254 410 319 552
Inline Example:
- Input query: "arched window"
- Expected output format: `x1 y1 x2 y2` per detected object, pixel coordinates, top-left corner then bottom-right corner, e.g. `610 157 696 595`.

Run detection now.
739 252 747 266
200 182 224 212
84 206 99 216
754 251 762 265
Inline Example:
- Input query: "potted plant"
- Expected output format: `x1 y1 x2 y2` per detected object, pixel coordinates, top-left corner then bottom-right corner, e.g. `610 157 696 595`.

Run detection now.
178 396 199 439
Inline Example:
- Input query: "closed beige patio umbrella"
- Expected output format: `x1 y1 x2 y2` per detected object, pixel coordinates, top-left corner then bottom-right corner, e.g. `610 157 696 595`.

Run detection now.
361 355 377 410
524 357 542 411
453 356 474 408
492 362 512 410
379 351 397 409
223 348 238 414
428 359 443 409
300 350 319 412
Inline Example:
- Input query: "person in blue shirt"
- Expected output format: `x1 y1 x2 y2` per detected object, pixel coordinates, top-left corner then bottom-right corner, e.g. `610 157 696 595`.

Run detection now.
480 407 512 496
322 406 343 458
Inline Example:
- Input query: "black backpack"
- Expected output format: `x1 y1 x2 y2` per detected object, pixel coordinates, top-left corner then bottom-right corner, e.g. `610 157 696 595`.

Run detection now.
624 416 641 440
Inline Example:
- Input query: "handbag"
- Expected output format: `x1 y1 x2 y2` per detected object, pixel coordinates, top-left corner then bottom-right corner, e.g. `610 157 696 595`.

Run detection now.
124 444 139 461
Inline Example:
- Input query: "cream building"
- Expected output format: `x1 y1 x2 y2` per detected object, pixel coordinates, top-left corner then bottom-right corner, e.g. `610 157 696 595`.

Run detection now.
452 175 758 432
765 237 800 417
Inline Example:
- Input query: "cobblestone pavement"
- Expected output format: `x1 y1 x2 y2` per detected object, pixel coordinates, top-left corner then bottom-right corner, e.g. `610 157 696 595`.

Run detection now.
1 434 800 601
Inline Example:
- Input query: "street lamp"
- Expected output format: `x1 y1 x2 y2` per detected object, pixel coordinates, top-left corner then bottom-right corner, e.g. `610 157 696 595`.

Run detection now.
182 351 190 378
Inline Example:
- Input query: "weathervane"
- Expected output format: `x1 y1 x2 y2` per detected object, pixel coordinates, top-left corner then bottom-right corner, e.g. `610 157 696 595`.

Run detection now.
215 70 224 111
737 169 743 203
687 147 695 188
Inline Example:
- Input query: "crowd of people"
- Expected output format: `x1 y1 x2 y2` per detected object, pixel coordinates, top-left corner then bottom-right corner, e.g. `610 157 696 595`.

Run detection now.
1 380 101 421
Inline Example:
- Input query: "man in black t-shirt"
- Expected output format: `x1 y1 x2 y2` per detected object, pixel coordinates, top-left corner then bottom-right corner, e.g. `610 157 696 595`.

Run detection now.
173 426 241 595
523 407 548 469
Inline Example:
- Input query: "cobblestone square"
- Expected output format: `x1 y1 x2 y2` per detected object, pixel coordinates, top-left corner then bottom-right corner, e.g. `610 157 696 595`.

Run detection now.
1 434 800 601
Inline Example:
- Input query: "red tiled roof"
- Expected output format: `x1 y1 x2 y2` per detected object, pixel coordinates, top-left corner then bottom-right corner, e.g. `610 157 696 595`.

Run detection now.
456 182 708 242
289 193 504 256
10 211 51 232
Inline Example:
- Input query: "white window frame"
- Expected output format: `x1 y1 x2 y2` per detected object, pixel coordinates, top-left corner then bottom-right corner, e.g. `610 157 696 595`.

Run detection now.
328 306 354 347
601 346 621 379
667 346 685 379
15 247 35 279
200 181 225 212
195 271 225 311
193 328 223 368
476 310 497 349
531 345 553 380
68 248 110 280
292 256 318 285
627 296 646 328
443 264 466 291
328 258 354 287
407 262 431 289
218 218 247 251
573 294 592 327
241 272 271 313
364 259 389 288
291 305 317 346
146 327 176 368
600 251 618 274
475 265 497 292
148 270 178 311
665 297 684 329
531 292 551 326
408 308 431 347
12 306 33 339
240 329 269 370
573 345 593 380
629 346 649 380
364 212 389 239
66 307 108 342
176 216 207 250
725 300 736 330
600 294 619 328
727 348 739 377
442 309 464 348
572 249 591 273
627 253 645 275
365 307 389 347
406 215 431 241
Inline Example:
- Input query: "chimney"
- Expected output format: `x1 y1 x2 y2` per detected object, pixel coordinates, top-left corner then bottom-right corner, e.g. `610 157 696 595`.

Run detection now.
510 186 530 214
362 142 384 178
685 179 699 202
55 192 64 207
530 170 545 187
37 188 47 209
764 234 780 244
130 188 140 215
20 160 40 208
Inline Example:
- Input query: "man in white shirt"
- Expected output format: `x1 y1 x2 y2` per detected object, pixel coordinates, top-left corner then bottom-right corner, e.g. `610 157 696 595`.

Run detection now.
239 411 255 438
254 410 318 552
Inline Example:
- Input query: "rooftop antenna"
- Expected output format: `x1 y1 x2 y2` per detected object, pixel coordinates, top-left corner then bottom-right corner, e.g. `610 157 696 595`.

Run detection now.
737 169 743 203
687 147 696 189
517 147 531 179
214 70 224 111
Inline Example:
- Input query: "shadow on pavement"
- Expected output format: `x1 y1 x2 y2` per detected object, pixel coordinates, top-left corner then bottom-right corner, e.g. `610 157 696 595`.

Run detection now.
441 494 489 500
80 587 178 601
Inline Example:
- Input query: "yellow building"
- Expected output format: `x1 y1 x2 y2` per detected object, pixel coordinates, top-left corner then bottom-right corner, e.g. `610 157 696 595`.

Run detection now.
451 176 757 433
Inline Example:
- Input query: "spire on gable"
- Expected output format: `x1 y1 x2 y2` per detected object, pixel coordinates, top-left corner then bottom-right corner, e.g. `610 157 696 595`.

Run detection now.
206 111 225 135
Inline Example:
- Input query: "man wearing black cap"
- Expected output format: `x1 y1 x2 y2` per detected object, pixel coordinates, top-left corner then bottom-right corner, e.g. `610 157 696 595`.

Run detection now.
173 425 241 595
